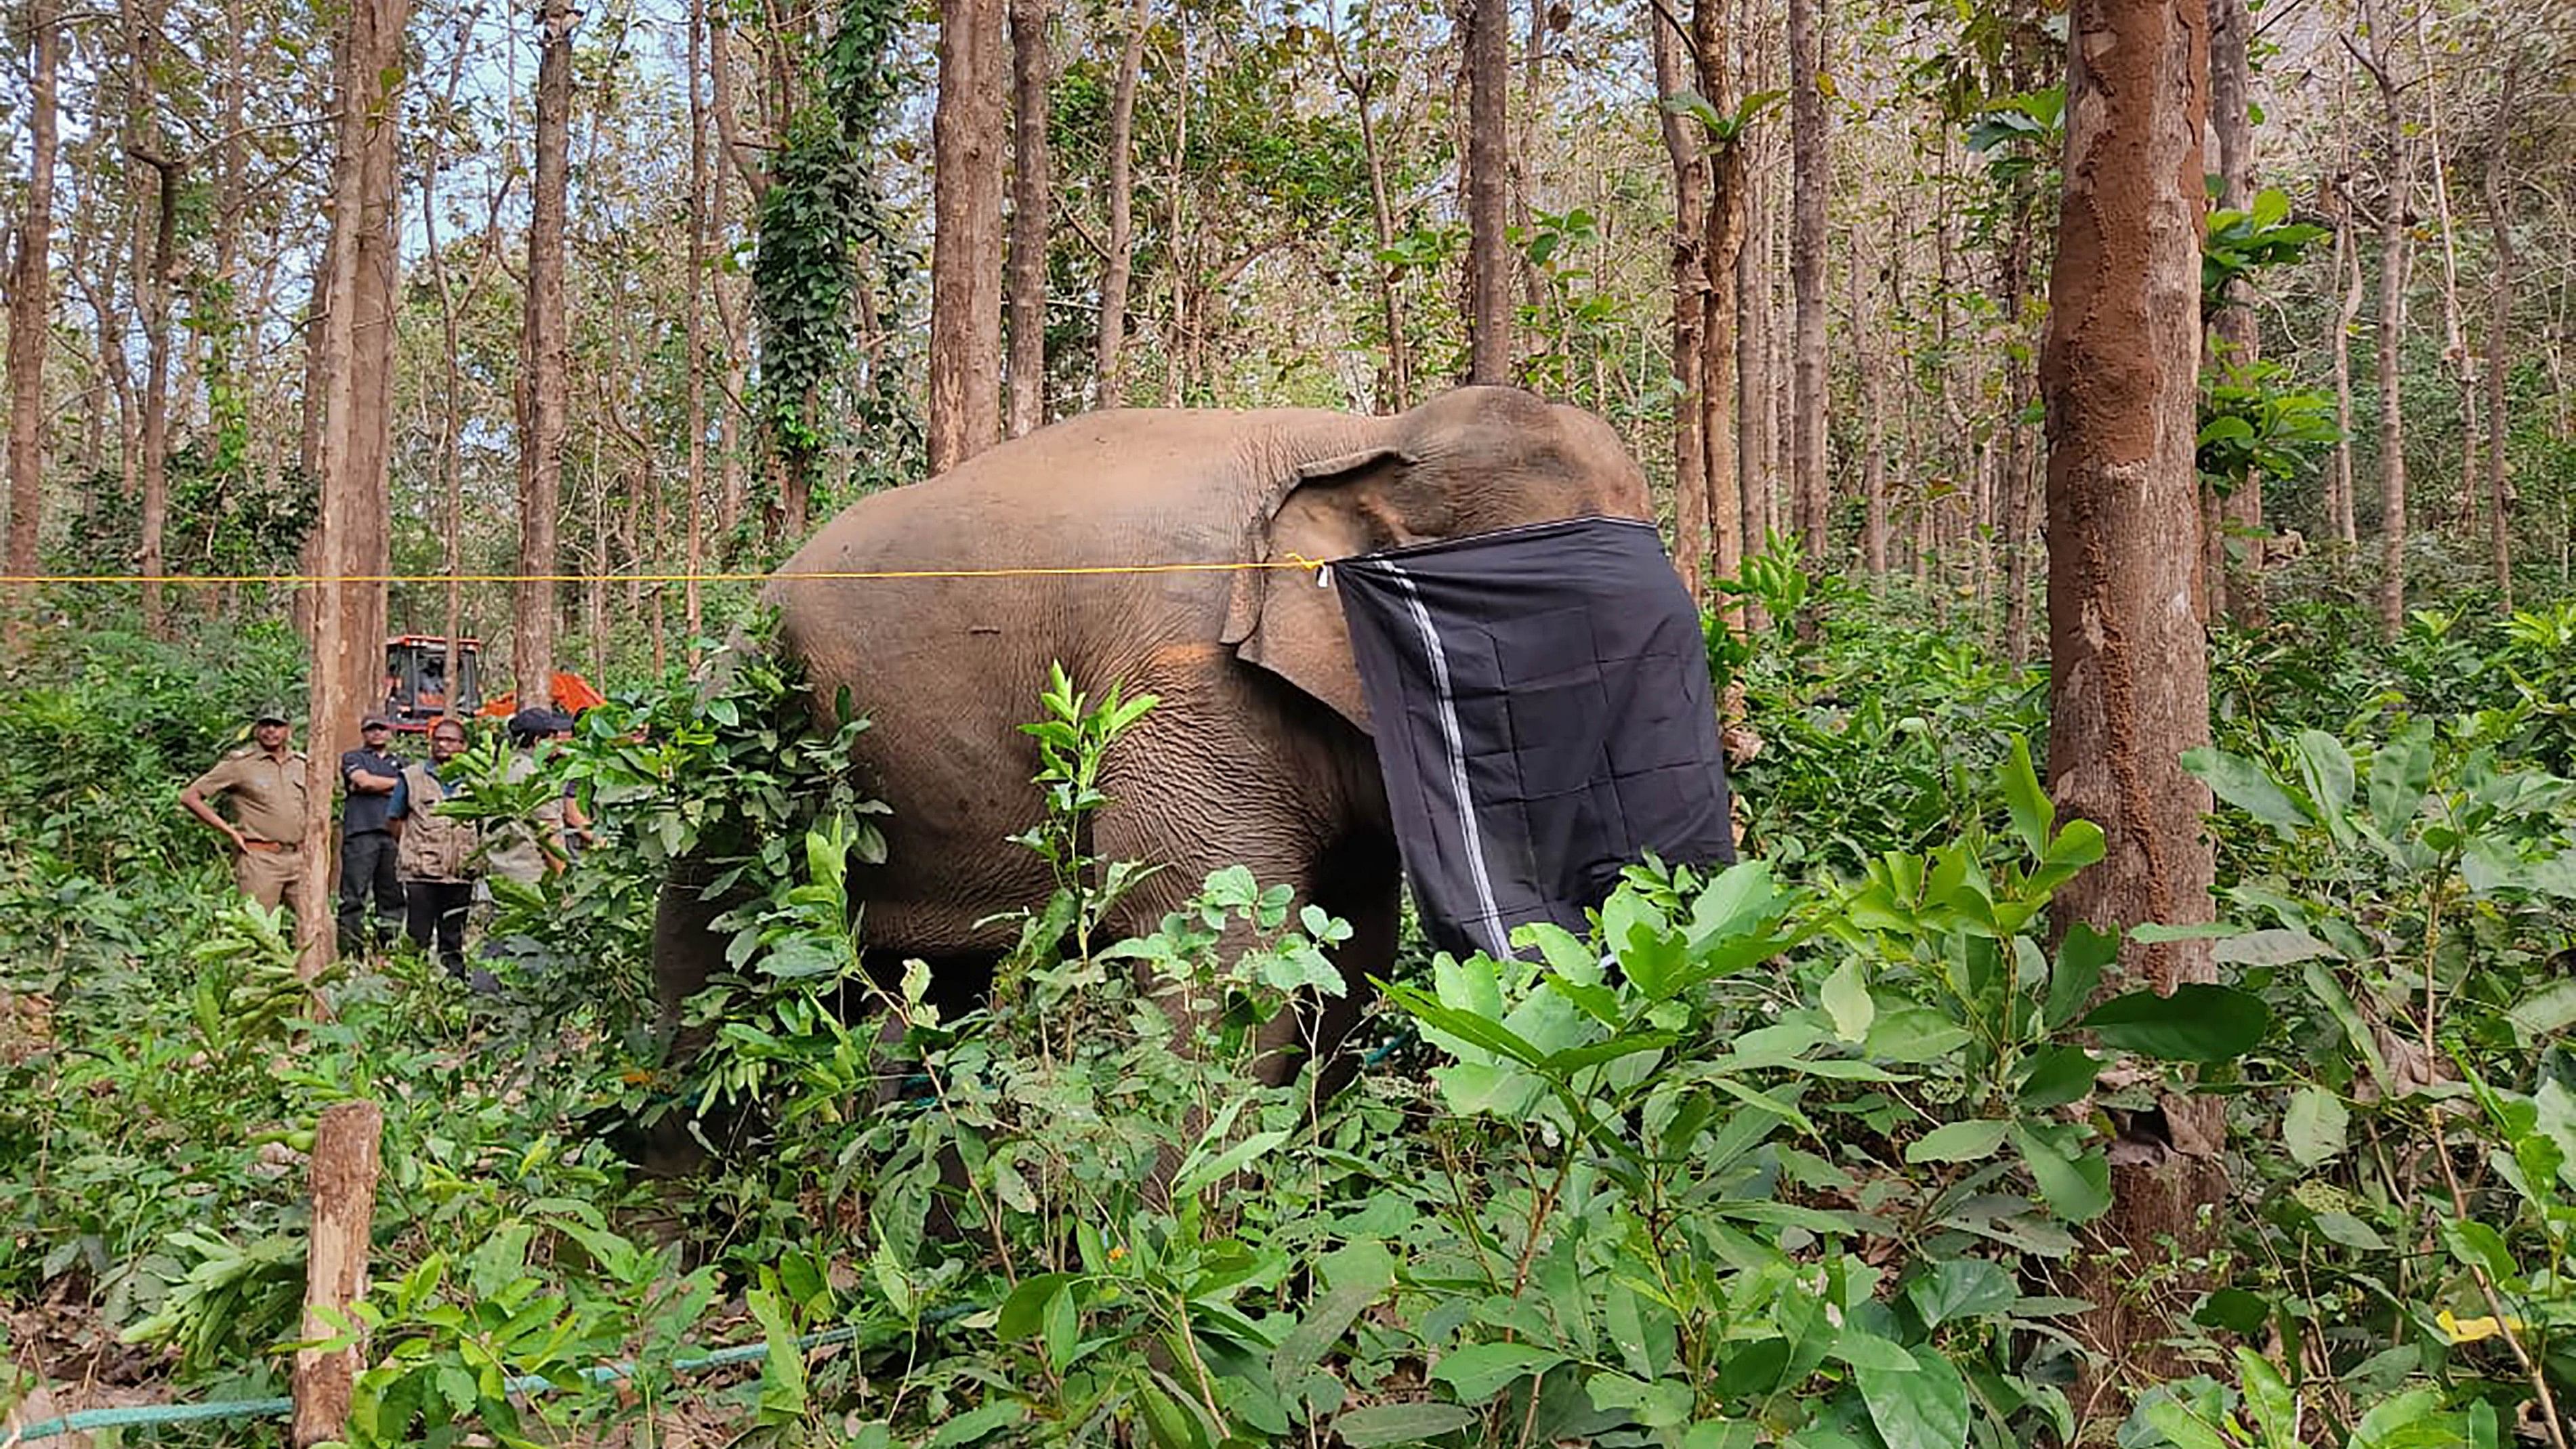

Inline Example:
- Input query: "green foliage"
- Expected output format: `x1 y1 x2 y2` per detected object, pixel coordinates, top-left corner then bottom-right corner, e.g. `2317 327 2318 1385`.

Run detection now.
2199 357 2341 495
2203 188 2330 313
1710 555 2048 873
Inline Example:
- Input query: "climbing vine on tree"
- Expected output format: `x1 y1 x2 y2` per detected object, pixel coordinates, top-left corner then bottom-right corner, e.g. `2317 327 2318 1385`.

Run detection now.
751 0 921 535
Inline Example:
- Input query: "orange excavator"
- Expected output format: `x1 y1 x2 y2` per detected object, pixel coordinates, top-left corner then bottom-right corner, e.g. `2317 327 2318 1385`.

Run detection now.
382 635 604 734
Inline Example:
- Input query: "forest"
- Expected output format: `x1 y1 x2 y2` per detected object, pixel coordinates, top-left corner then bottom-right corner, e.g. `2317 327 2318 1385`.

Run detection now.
3 0 2576 1440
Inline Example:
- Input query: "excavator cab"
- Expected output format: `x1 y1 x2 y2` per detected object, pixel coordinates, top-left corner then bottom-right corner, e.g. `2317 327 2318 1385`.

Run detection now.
383 635 482 734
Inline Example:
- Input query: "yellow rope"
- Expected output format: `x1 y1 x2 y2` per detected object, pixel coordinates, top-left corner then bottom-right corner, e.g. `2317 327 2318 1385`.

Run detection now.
0 558 1331 587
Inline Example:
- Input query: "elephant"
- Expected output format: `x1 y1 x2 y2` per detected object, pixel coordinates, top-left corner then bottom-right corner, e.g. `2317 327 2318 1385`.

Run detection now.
650 385 1655 1114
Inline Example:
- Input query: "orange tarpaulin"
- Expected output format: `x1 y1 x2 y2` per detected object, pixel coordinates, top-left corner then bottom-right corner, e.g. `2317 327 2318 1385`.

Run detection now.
479 670 606 719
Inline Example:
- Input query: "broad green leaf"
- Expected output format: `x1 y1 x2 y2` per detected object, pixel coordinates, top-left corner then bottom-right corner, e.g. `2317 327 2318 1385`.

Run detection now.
1906 1259 2017 1328
1262 1282 1370 1379
1829 1331 1919 1372
2291 729 2358 835
1386 982 1547 1066
1432 1343 1566 1405
2044 925 2117 1031
1685 860 1785 946
2284 1087 2349 1167
1867 1005 1975 1063
2127 921 2247 942
1854 1344 1969 1449
2366 722 2434 839
1586 1372 1697 1427
1135 1382 1209 1449
1335 1402 1477 1445
2001 735 2052 858
2350 1389 2452 1449
1906 1118 2008 1164
2016 1045 2102 1110
2442 1219 2516 1280
996 1274 1079 1343
2142 1398 2239 1449
2041 817 2106 872
2079 985 2270 1063
2304 961 2392 1093
2213 929 2335 966
2508 980 2576 1038
2235 1347 2298 1448
1822 958 1874 1041
2182 746 2310 837
928 1398 1028 1447
2011 1123 2112 1222
2312 1211 2388 1251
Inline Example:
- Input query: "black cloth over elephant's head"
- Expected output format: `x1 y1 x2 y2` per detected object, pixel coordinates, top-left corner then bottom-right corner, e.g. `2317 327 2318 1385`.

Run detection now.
1218 387 1650 731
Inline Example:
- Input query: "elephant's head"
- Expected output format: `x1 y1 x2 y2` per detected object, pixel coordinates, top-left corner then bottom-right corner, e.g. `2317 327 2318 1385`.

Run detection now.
1221 386 1653 730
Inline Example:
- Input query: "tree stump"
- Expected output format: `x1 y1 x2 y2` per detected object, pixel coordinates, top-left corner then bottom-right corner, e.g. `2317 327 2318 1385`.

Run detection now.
291 1099 383 1448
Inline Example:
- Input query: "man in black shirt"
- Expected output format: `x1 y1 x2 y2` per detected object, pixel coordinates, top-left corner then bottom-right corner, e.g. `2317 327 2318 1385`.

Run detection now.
337 713 406 954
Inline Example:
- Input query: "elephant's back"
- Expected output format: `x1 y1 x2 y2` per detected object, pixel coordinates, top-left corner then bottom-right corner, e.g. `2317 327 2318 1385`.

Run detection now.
785 406 1362 576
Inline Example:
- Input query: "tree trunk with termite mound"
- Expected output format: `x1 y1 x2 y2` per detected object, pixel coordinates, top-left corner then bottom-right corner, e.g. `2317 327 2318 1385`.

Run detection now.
2039 0 2222 1395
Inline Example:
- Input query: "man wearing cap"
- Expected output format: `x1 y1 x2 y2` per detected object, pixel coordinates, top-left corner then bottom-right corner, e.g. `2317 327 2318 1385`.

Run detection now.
485 707 575 886
180 704 311 910
337 713 407 953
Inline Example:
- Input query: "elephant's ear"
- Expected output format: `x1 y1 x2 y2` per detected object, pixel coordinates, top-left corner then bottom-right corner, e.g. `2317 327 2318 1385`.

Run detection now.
1220 447 1413 732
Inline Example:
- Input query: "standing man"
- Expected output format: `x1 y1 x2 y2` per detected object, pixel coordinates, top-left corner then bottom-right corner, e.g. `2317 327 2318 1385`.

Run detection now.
391 717 486 988
486 707 571 885
179 703 310 910
337 713 406 954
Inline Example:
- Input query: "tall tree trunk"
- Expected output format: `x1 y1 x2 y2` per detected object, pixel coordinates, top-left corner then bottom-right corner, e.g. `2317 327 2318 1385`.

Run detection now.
2483 60 2516 613
135 157 178 636
1787 0 1827 565
2209 0 2262 623
341 0 404 730
297 0 407 971
2329 180 2361 547
1094 0 1148 404
519 0 575 706
2356 21 2411 637
1006 0 1052 438
1998 180 2040 665
930 0 1006 471
1691 0 1747 609
1858 243 1890 575
423 0 472 679
1735 154 1771 567
2412 14 2474 533
2042 0 2220 1390
684 0 709 656
1514 0 1548 320
1463 0 1513 383
5 0 58 631
1650 0 1709 600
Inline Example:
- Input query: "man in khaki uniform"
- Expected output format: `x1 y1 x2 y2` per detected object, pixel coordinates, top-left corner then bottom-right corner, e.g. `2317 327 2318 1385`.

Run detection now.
180 703 311 909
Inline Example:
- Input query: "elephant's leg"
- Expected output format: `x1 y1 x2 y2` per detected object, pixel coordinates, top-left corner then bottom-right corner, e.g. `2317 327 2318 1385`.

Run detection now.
638 851 757 1175
1291 833 1403 1103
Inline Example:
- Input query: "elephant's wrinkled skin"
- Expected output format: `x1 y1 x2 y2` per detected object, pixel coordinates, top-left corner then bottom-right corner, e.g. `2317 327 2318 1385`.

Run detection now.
652 386 1652 1110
